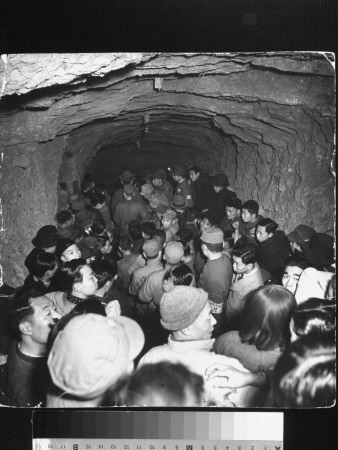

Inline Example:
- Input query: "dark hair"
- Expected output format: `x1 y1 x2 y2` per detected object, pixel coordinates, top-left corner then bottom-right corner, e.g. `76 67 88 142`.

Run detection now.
185 208 200 223
189 165 200 175
89 191 105 207
291 298 336 339
239 285 296 351
29 252 59 278
128 220 143 241
152 229 166 248
72 298 106 316
58 258 88 292
10 288 47 336
119 235 132 252
141 222 156 237
175 228 193 245
103 362 205 407
232 241 257 265
90 260 117 289
242 200 259 216
223 230 234 249
257 218 278 234
163 264 194 287
272 334 335 407
201 241 223 253
200 212 219 227
81 178 95 192
91 218 106 235
55 210 72 225
284 256 310 271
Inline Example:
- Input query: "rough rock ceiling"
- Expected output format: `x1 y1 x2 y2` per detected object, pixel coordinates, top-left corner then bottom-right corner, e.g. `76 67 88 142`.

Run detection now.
0 52 335 285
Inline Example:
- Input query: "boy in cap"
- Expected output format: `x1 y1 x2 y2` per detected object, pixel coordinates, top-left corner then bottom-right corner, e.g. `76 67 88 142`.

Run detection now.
170 195 188 228
113 184 149 238
209 174 237 222
151 170 173 203
47 313 145 407
287 224 316 256
129 240 163 296
171 166 193 208
198 227 233 338
138 286 264 407
25 225 59 275
161 208 179 242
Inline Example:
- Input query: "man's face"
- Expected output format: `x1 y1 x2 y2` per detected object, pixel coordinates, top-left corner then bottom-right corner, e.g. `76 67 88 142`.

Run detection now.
232 255 251 274
29 296 60 344
226 206 240 220
189 302 216 340
200 218 211 231
256 225 272 243
62 244 81 262
282 265 303 294
172 175 181 182
213 186 222 193
290 241 302 253
149 201 159 210
152 178 162 187
241 209 255 223
162 217 173 229
189 171 199 182
101 240 112 254
76 265 98 296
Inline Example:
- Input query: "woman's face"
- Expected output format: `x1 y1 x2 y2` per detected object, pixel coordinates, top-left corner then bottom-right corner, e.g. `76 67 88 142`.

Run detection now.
282 265 304 294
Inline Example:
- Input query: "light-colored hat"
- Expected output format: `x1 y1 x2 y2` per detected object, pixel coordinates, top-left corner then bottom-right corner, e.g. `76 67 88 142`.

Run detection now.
48 314 145 399
160 286 208 331
200 227 224 244
162 209 177 221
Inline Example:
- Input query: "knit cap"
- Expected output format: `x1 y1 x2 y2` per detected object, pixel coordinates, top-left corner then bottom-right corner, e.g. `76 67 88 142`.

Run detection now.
48 314 145 399
160 286 208 331
287 225 316 243
141 183 154 196
164 241 184 265
200 227 224 244
142 239 161 258
70 198 86 212
123 184 135 195
162 209 177 221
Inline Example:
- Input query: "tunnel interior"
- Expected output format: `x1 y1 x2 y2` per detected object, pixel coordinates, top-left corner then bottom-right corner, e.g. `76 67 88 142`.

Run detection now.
0 52 335 285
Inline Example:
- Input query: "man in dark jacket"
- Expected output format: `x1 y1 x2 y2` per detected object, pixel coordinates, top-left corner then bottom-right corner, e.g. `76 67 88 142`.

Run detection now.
209 174 237 222
189 165 215 213
255 218 289 279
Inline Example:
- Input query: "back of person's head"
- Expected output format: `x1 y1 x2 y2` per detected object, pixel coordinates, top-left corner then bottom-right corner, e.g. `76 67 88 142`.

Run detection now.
28 251 59 278
163 264 195 291
119 235 132 252
185 208 200 223
91 218 106 235
90 259 117 289
128 220 143 241
272 333 335 407
141 222 156 238
175 228 193 245
291 298 336 341
103 362 205 407
239 285 296 351
152 229 166 248
89 191 105 207
10 288 46 338
232 241 257 264
242 200 259 215
58 258 88 292
200 211 219 227
55 210 73 225
257 218 278 234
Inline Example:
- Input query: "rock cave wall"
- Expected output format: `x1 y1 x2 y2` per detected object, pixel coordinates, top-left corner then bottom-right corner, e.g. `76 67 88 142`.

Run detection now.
0 52 335 286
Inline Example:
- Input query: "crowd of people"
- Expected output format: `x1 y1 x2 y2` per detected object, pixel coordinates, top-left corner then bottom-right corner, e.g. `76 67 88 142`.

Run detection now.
0 165 335 408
